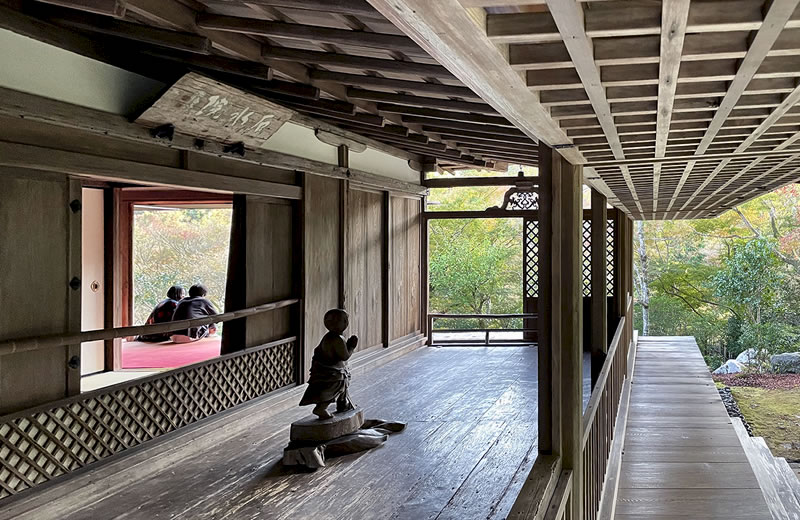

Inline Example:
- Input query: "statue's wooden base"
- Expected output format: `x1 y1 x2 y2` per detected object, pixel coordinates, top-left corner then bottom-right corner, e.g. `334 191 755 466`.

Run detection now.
289 407 364 442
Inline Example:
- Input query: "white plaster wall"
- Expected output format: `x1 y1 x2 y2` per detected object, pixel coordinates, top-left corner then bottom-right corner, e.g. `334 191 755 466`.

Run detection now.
0 29 164 115
350 147 420 184
260 123 339 165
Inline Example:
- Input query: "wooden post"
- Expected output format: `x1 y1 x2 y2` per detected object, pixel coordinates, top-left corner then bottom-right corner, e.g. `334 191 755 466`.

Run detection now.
66 179 82 396
338 145 349 309
537 142 555 455
221 194 247 355
420 197 429 343
382 191 393 348
613 211 626 319
559 157 584 520
590 189 608 387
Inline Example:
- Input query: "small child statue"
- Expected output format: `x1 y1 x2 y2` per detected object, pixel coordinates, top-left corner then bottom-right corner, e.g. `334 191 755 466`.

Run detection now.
299 309 359 419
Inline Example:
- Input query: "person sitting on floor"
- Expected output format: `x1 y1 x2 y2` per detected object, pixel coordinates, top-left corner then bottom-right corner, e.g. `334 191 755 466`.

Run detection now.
170 284 219 343
136 285 185 342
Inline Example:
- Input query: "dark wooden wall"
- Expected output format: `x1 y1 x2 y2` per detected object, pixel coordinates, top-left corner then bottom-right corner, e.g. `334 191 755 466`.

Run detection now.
244 197 295 347
301 184 425 365
391 196 422 341
0 173 79 414
303 174 341 374
347 188 385 352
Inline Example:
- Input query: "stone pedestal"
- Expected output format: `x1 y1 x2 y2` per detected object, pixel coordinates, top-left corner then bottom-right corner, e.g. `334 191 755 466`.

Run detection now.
283 413 405 469
289 407 364 442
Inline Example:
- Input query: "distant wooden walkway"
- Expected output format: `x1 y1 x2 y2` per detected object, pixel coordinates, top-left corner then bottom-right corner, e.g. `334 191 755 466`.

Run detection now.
614 337 771 519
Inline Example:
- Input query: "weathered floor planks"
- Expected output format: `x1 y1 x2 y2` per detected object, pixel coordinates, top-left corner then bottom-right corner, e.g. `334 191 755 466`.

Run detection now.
615 336 772 519
40 346 590 520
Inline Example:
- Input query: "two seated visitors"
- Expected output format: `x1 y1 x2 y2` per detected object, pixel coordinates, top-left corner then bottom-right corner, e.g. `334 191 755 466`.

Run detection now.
137 284 219 344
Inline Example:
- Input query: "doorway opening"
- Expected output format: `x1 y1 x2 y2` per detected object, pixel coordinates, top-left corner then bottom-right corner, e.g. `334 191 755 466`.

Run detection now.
80 187 233 391
123 201 232 370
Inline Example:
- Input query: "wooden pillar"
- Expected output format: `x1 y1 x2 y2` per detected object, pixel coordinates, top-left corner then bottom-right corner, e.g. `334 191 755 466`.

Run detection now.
221 194 247 355
559 158 584 520
382 191 393 348
590 189 608 387
613 212 626 319
338 145 349 309
537 142 557 455
420 198 429 342
66 179 82 396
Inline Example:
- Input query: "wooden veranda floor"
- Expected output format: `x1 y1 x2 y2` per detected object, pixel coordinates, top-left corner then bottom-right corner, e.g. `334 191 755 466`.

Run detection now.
614 337 771 519
22 346 590 520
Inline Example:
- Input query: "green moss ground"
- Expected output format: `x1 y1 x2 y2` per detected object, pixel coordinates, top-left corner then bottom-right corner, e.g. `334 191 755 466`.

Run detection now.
730 386 800 461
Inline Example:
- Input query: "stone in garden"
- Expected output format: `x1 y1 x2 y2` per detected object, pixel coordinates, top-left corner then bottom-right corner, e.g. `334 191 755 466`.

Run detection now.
770 352 800 374
713 359 743 375
736 348 758 365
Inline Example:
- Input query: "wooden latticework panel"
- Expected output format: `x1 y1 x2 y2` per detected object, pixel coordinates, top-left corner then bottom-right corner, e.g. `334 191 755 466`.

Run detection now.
0 337 296 500
582 219 592 297
524 218 539 298
606 219 616 294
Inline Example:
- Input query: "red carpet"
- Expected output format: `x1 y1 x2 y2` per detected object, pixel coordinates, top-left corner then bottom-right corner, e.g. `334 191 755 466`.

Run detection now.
121 337 221 369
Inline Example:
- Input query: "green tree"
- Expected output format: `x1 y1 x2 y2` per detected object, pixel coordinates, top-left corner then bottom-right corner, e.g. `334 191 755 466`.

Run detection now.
133 208 232 324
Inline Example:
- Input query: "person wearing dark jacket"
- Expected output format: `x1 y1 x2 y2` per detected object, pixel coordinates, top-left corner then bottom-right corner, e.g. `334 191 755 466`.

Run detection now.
137 286 185 342
170 284 219 343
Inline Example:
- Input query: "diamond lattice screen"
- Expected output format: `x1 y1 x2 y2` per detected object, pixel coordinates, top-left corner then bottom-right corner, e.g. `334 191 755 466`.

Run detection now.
582 219 592 297
0 337 296 500
524 219 539 298
606 220 616 294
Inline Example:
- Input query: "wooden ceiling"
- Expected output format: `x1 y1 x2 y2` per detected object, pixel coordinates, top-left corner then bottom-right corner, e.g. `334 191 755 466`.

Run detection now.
475 0 800 219
0 0 541 171
6 0 800 219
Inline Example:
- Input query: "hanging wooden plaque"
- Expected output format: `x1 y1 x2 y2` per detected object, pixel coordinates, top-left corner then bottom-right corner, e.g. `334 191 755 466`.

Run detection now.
136 72 292 148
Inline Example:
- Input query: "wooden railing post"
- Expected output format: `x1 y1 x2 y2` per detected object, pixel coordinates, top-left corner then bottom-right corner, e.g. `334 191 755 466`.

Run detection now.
590 189 608 388
560 155 584 520
537 142 557 456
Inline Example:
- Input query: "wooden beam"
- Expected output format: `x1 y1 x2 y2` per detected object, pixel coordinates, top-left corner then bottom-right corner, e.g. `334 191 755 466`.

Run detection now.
0 88 426 194
39 7 211 53
0 141 303 199
677 84 800 213
308 70 480 99
364 0 583 165
261 46 454 78
35 0 125 18
653 0 689 215
546 0 639 214
196 14 427 57
420 125 533 145
423 176 531 188
376 104 513 126
666 0 800 214
139 48 273 80
235 0 377 17
347 88 497 114
401 116 526 136
487 2 800 43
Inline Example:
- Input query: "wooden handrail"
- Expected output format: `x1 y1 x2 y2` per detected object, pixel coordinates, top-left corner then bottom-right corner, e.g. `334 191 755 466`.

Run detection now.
0 298 300 357
582 315 625 446
428 312 537 319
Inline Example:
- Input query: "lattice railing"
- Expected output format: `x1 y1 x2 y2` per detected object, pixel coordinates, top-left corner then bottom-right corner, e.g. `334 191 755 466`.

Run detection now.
0 337 296 500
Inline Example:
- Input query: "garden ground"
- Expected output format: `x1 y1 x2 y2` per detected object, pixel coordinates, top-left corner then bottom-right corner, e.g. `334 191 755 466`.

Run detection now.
714 374 800 463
